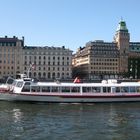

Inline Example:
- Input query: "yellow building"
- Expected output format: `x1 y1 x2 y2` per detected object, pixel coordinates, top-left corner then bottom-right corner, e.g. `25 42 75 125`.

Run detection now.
0 36 24 79
73 20 139 79
0 36 73 80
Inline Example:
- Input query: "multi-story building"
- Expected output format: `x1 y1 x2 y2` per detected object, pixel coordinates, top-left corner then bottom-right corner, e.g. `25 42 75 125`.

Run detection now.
0 36 73 80
128 42 140 79
73 20 140 79
0 36 24 79
22 46 73 80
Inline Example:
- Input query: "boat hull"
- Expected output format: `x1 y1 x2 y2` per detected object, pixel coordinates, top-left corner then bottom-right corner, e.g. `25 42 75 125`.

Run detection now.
1 92 140 103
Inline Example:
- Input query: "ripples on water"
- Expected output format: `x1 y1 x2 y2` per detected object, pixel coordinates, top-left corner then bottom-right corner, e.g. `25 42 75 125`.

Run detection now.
0 102 140 140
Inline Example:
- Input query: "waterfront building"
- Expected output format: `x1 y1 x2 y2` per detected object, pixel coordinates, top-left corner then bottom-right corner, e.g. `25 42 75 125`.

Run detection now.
72 20 140 79
0 36 73 80
0 36 24 79
23 46 73 80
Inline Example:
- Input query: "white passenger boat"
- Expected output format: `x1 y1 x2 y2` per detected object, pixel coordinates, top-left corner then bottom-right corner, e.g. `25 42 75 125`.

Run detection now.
1 76 140 103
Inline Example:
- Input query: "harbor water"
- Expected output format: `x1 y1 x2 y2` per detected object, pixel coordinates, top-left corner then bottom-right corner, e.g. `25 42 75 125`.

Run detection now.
0 102 140 140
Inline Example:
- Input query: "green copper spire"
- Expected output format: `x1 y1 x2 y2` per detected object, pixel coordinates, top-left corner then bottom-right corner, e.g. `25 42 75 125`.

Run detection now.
116 20 128 32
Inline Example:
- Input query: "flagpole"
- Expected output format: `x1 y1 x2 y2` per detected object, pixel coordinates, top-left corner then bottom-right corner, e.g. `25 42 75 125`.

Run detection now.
27 63 35 78
27 65 31 78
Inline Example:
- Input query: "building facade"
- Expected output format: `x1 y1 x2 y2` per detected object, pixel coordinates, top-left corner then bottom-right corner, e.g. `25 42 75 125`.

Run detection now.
0 36 24 79
22 46 73 80
0 36 73 80
73 20 140 79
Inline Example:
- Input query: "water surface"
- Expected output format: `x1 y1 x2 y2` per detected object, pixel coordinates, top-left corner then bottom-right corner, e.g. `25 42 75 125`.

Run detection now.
0 102 140 140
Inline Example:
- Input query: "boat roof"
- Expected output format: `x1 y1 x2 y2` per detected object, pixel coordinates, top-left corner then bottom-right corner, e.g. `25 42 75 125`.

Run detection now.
31 81 140 87
15 78 140 87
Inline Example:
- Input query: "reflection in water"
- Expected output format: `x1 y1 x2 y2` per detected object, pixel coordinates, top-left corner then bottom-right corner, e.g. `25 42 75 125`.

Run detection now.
11 108 24 138
108 104 128 127
107 104 140 140
107 105 129 139
12 108 22 123
0 102 140 140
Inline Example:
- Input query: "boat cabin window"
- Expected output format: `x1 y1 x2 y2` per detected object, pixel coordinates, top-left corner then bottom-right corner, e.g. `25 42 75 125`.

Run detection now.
21 83 31 92
103 87 111 93
82 87 101 93
12 81 17 86
16 81 24 88
92 87 101 93
61 87 70 93
24 82 31 86
31 86 40 92
136 87 140 92
116 87 120 93
71 87 80 93
82 87 91 93
6 78 14 84
121 87 129 93
130 87 136 93
51 87 60 92
42 87 50 92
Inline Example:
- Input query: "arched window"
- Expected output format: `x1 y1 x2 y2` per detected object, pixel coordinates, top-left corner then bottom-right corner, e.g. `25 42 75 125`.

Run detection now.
48 72 50 78
38 72 41 78
34 72 36 77
43 72 46 77
52 72 55 79
57 73 60 78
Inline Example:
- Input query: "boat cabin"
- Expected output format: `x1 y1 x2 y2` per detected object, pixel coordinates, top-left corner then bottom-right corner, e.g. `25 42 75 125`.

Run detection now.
11 79 140 94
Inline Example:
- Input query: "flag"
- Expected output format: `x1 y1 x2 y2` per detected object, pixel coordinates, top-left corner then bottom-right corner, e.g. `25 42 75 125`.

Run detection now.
30 63 35 70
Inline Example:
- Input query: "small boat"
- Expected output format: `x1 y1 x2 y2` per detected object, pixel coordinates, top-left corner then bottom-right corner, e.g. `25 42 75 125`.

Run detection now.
1 75 140 103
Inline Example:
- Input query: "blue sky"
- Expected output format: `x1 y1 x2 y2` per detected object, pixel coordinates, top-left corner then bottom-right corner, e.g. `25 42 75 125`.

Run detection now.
0 0 140 52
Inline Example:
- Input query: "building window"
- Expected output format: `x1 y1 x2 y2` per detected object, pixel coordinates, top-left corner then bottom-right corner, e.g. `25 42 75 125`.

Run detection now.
38 72 41 78
43 72 46 77
29 56 31 60
57 73 60 78
34 72 36 77
48 72 50 78
52 72 55 78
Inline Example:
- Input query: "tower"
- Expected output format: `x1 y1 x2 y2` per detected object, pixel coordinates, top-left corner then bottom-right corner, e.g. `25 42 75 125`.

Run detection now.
114 20 130 75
